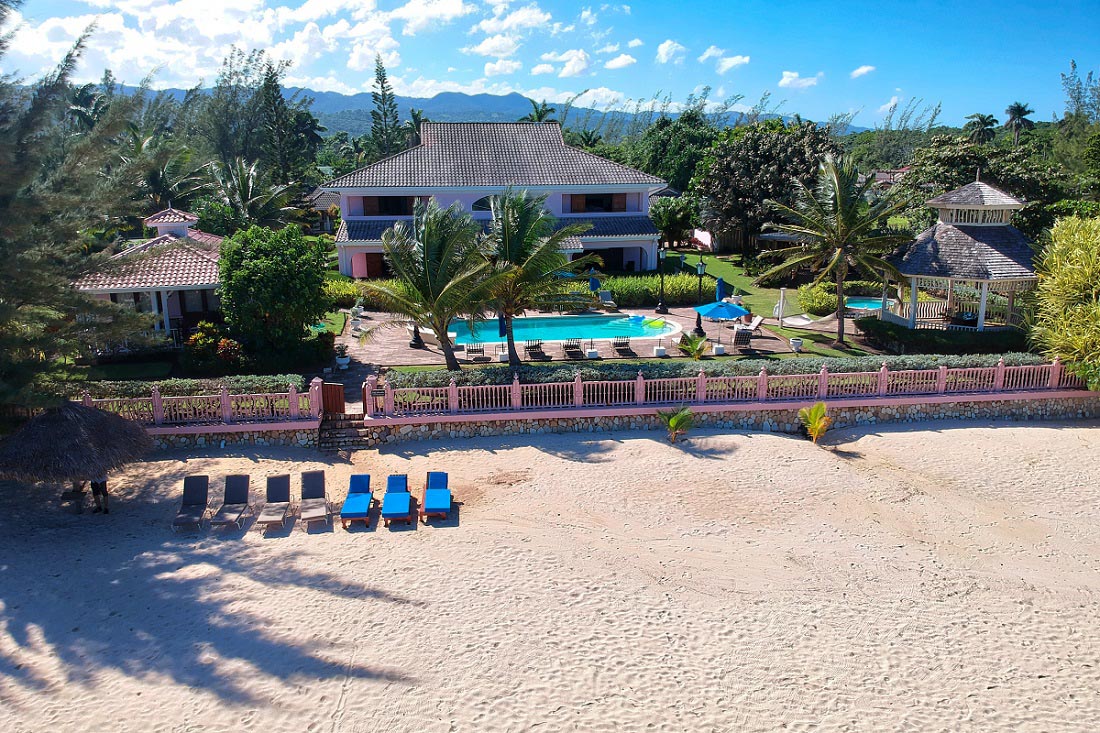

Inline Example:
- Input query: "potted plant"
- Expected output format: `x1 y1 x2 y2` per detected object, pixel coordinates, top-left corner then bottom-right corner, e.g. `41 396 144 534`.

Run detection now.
789 337 804 353
334 343 351 369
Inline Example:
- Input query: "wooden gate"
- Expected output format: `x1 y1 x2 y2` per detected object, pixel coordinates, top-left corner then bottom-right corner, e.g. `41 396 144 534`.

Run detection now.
321 382 345 415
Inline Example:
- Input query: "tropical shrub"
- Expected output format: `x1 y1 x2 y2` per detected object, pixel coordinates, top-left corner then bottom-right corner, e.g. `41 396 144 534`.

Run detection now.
181 321 245 375
798 283 839 316
591 273 708 307
385 352 1045 388
50 374 305 399
677 334 709 360
856 317 1030 354
1030 216 1100 389
323 278 364 308
656 406 695 443
798 401 833 443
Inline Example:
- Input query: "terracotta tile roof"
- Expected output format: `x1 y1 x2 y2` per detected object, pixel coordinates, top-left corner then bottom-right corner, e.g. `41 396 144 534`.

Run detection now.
889 222 1036 281
76 234 221 291
336 215 658 244
926 181 1025 208
324 122 665 189
143 207 199 225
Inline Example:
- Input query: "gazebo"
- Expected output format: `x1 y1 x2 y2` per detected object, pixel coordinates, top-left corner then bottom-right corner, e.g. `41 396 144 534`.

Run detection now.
882 181 1036 331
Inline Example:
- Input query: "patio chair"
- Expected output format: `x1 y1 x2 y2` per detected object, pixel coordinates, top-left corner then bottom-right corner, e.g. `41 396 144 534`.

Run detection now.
299 470 331 528
256 474 292 530
732 329 753 348
173 475 210 531
562 338 584 358
340 474 376 530
465 342 485 359
210 474 252 529
420 471 453 522
597 290 617 310
381 474 414 527
612 335 631 353
743 315 764 333
524 339 545 357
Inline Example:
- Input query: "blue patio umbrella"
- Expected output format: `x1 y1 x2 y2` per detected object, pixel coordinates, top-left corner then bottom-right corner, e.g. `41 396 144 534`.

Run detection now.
497 312 507 338
679 253 687 269
694 301 749 321
589 276 601 292
715 277 728 301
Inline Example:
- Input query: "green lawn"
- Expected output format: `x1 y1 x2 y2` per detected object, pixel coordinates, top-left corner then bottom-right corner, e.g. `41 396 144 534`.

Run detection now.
323 270 353 283
69 361 175 382
769 326 872 358
313 311 347 336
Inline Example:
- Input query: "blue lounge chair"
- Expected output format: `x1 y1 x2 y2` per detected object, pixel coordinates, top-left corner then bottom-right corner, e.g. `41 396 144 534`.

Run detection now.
420 471 452 522
340 474 375 530
380 474 413 527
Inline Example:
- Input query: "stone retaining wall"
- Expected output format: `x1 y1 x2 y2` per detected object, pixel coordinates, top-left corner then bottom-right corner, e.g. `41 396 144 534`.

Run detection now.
355 394 1100 448
152 427 318 451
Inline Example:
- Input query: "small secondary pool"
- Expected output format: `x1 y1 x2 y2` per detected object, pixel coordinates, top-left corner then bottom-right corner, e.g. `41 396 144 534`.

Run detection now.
846 297 895 310
451 314 681 345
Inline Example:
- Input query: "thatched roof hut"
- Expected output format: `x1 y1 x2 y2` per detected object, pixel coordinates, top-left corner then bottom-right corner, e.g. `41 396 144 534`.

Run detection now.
0 402 153 483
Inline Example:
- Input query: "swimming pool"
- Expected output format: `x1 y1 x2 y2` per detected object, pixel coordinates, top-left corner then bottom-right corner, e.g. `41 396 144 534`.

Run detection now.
846 297 895 310
450 314 681 345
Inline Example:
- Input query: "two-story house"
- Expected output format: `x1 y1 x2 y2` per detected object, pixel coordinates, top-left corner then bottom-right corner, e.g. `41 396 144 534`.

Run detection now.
322 122 666 278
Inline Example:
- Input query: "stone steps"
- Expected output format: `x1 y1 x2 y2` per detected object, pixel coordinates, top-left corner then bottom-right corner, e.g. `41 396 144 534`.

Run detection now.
319 413 370 451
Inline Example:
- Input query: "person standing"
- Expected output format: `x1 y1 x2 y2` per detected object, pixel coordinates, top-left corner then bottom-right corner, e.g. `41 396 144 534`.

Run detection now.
91 475 109 514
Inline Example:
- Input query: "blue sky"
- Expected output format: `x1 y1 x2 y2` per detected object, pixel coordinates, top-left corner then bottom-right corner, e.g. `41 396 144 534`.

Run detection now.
6 0 1099 126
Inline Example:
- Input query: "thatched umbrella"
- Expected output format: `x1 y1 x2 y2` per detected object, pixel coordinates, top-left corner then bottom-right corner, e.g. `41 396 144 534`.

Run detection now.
0 402 153 484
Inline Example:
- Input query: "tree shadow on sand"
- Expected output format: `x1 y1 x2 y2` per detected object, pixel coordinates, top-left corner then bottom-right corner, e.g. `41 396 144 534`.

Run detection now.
0 478 417 708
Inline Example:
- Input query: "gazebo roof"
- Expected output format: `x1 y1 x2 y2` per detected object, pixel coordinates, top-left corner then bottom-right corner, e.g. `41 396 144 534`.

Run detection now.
75 234 222 292
144 207 199 225
888 222 1036 281
926 181 1025 209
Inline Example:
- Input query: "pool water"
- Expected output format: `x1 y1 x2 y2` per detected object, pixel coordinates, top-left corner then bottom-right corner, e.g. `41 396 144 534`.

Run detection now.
451 314 680 345
846 297 895 310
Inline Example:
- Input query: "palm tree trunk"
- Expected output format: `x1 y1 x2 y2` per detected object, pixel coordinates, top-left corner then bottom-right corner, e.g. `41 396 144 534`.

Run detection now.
833 271 846 346
439 338 462 371
506 314 521 367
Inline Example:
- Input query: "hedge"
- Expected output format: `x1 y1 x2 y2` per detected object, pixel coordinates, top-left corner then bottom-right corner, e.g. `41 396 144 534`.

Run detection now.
855 317 1030 355
322 279 364 308
50 374 306 399
386 352 1045 388
594 273 710 307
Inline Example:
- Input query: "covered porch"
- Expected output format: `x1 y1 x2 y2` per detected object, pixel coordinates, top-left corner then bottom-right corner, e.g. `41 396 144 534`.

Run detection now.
880 276 1035 332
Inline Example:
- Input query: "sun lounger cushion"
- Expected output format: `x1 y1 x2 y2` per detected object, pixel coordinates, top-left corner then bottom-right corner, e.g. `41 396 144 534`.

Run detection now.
426 472 448 491
340 491 373 520
348 475 371 494
387 474 409 493
381 491 412 518
423 489 451 514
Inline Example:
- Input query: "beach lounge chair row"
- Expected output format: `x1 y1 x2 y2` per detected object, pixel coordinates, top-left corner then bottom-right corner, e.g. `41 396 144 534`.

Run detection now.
173 471 453 532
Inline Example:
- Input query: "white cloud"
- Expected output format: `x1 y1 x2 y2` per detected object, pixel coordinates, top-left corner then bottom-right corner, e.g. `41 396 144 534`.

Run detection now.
850 64 876 79
471 3 552 34
549 22 575 35
531 63 555 75
697 45 723 62
716 55 749 74
484 58 522 76
348 35 402 70
878 95 900 114
274 0 373 28
269 22 333 66
579 7 598 25
603 53 635 70
596 42 620 54
463 33 521 57
541 48 590 77
655 39 686 64
627 37 643 48
778 70 823 89
388 0 477 36
283 73 361 95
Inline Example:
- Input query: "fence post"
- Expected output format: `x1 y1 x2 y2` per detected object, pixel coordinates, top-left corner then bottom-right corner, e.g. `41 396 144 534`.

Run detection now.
936 365 948 394
448 378 459 414
288 384 300 419
220 387 233 423
309 377 324 418
993 357 1006 391
696 369 707 403
877 362 889 396
1048 357 1063 389
151 387 164 425
383 382 395 416
817 365 829 399
511 373 522 409
634 371 645 404
82 390 93 408
573 372 584 407
363 375 378 417
757 367 768 401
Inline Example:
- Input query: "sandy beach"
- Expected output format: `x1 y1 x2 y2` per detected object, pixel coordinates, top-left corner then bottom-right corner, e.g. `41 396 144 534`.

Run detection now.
1 420 1099 732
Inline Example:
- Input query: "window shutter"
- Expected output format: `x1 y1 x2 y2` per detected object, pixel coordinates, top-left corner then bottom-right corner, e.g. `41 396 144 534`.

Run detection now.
363 196 379 215
612 193 627 212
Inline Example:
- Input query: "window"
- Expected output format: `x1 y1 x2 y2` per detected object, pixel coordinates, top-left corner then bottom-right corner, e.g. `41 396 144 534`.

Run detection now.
472 196 492 212
377 196 414 216
182 290 204 313
568 193 628 213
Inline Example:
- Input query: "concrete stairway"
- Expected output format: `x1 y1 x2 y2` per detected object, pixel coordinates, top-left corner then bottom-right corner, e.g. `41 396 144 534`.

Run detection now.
319 413 370 451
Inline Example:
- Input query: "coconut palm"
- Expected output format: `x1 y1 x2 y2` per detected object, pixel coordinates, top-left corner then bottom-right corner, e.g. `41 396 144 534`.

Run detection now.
483 190 597 366
208 157 298 228
755 155 913 346
519 99 556 123
120 127 209 212
404 108 427 147
1004 101 1035 146
964 113 999 145
362 200 498 370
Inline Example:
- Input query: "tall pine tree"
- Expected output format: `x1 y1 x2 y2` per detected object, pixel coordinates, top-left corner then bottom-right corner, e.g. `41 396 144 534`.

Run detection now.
369 56 402 160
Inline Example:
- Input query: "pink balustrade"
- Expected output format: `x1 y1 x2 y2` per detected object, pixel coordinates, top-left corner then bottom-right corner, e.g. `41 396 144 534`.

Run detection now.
160 395 223 424
92 397 156 423
582 380 635 407
886 369 941 395
521 381 574 410
702 375 759 403
457 384 511 413
825 371 880 398
86 379 322 426
644 377 698 404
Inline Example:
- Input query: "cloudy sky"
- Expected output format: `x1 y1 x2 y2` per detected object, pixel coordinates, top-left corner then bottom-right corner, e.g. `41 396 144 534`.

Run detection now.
5 0 1099 125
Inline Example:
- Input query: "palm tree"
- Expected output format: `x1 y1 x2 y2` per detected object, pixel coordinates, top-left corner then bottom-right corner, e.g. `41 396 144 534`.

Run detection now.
755 155 913 346
404 108 427 147
67 82 109 133
484 190 597 366
120 126 209 212
1004 102 1035 146
362 201 498 370
964 113 999 145
208 158 298 228
519 99 556 123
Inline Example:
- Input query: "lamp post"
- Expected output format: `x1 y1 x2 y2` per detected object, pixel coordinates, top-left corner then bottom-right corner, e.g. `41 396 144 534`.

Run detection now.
693 259 707 337
655 248 668 314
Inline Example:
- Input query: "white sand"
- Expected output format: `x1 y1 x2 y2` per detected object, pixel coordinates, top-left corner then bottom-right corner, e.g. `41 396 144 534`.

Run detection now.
2 420 1099 732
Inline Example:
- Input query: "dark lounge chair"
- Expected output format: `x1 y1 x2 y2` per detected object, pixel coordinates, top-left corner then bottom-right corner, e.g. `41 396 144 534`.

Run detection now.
256 474 292 530
210 474 252 529
173 475 209 531
299 470 331 528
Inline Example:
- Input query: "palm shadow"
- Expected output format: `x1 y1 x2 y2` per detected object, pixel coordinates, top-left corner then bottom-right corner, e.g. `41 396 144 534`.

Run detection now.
0 479 418 706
